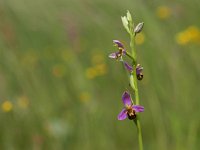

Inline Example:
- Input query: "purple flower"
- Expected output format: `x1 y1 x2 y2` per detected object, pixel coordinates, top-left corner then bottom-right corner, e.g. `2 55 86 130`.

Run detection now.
124 62 144 80
118 91 144 120
113 40 124 49
124 62 133 72
136 64 143 80
109 40 126 60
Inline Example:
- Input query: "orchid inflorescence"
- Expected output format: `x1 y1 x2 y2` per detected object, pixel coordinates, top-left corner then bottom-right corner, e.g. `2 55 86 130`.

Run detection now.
109 11 145 121
108 10 145 150
110 39 144 121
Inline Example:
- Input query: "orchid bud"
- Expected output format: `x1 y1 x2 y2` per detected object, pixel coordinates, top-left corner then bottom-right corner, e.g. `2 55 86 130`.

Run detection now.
126 10 132 22
134 22 144 34
121 16 130 33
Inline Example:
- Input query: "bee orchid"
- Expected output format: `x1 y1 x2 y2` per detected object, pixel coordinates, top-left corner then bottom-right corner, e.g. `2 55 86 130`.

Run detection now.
118 91 144 120
124 62 144 80
109 40 126 61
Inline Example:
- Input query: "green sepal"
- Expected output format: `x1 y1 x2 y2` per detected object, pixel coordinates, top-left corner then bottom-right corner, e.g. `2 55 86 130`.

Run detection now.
121 16 130 33
126 10 132 22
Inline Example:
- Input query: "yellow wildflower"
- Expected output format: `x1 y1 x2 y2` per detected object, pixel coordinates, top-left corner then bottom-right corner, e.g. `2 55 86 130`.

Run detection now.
85 67 97 79
175 26 200 45
94 63 107 75
91 53 105 65
156 6 171 19
175 31 190 45
135 33 145 45
2 100 13 112
79 92 91 103
186 26 200 43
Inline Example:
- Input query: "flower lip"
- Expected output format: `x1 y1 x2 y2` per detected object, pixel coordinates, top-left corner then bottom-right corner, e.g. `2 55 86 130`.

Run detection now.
136 64 144 80
136 64 143 75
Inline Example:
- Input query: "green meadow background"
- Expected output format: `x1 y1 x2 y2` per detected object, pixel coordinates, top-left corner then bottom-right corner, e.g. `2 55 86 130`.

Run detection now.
0 0 200 150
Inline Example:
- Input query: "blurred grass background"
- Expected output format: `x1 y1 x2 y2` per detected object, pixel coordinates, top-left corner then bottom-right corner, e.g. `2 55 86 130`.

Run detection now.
0 0 200 149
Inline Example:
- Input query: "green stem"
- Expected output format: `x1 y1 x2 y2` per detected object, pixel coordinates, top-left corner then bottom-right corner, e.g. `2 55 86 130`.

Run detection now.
126 51 134 61
130 31 143 150
130 35 136 65
133 67 144 150
136 117 143 150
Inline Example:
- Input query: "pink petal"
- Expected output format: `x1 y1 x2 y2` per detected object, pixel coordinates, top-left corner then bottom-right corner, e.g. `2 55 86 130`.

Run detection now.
132 105 144 112
108 52 117 59
118 109 127 120
122 91 132 106
113 40 124 48
124 62 133 72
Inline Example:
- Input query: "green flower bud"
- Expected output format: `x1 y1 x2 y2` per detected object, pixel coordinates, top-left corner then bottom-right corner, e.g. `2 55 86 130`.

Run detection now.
126 10 132 22
134 22 144 34
121 16 130 33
